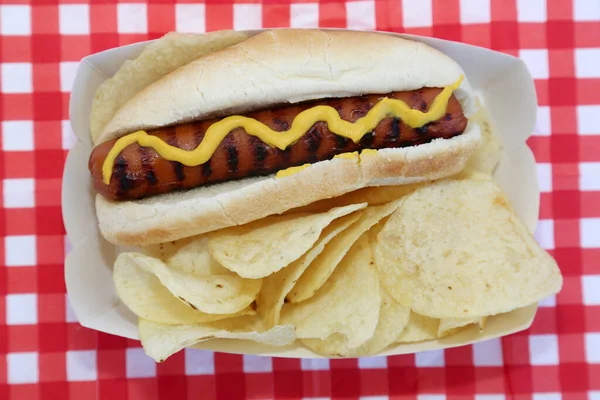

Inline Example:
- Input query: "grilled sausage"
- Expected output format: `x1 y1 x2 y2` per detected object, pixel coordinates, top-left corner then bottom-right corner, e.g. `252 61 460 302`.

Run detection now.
89 87 468 201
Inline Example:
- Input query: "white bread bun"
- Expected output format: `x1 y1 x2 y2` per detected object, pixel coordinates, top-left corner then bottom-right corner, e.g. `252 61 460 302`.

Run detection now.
92 29 481 246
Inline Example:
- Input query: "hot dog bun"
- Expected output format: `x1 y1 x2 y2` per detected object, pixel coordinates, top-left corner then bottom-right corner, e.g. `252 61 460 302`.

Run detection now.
91 29 482 247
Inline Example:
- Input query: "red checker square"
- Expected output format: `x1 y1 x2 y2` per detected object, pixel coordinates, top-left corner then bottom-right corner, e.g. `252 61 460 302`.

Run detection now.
127 339 141 347
557 276 583 305
39 383 69 400
37 293 65 322
38 353 66 382
548 78 577 107
554 219 581 248
3 152 35 179
205 4 233 33
375 0 403 32
547 20 575 49
546 0 573 20
504 366 533 394
215 373 245 400
98 379 128 400
577 79 600 106
575 22 600 48
404 27 433 37
319 2 346 28
67 324 97 350
263 4 291 28
553 248 582 276
70 382 98 400
35 206 65 235
35 150 65 178
518 23 547 49
32 34 61 63
580 136 600 162
5 209 36 236
90 5 118 33
550 106 578 135
556 304 586 333
0 353 5 383
562 394 589 400
551 137 579 163
272 358 300 371
0 267 4 296
532 366 561 392
559 334 586 364
130 380 159 400
214 352 243 372
490 21 519 51
535 80 549 106
330 358 357 369
491 0 517 20
6 266 37 293
388 354 415 367
98 350 126 380
432 0 459 24
32 64 61 93
444 345 473 366
0 296 4 324
147 4 175 34
61 36 91 62
432 24 462 42
37 236 65 266
98 332 128 349
187 376 215 400
503 335 530 365
9 385 40 400
8 325 39 353
529 307 558 334
301 370 330 398
359 369 389 396
552 190 581 218
417 368 446 393
330 368 360 398
90 33 121 54
3 94 34 121
552 163 580 191
591 365 600 390
583 249 600 274
461 25 491 49
38 323 68 352
587 307 600 332
549 50 575 77
1 37 32 63
34 121 62 150
158 376 188 400
119 34 150 47
445 366 475 395
540 193 553 220
245 373 273 399
157 352 184 376
475 367 506 393
32 6 59 34
33 93 62 121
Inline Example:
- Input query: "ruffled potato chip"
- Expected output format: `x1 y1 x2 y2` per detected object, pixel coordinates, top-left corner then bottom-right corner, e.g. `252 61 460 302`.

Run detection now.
280 235 381 348
438 316 486 337
208 203 367 278
396 312 440 343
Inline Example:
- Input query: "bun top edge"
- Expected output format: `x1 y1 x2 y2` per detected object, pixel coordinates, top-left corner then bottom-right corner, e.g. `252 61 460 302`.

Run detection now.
96 29 474 144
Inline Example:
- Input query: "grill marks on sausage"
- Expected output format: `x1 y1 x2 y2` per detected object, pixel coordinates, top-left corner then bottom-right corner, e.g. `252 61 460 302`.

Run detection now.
166 128 185 184
114 155 132 196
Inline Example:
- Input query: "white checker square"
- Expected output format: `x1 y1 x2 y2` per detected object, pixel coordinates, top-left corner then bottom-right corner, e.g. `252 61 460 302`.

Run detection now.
361 396 389 400
290 4 319 28
415 349 445 367
529 334 559 365
67 350 98 381
1 63 32 94
534 106 551 136
60 62 79 93
346 0 375 30
66 295 79 323
127 348 156 377
517 0 546 22
185 349 214 375
519 49 549 79
62 120 77 150
301 358 330 371
582 218 600 248
5 235 36 266
358 356 387 369
175 4 205 33
534 219 554 250
476 396 506 400
586 333 600 363
574 0 600 21
233 4 262 30
402 0 432 27
3 178 35 208
460 0 490 24
583 275 600 305
243 355 272 373
117 4 148 34
578 105 600 135
418 396 446 400
589 391 600 400
581 163 600 191
537 163 552 193
473 338 503 366
7 352 38 384
539 295 556 307
1 5 31 36
533 394 561 400
6 293 37 325
2 121 33 151
59 5 90 35
575 49 600 78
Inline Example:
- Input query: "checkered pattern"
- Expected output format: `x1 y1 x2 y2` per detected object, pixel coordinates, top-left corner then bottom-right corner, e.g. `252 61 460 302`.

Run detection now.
0 0 598 399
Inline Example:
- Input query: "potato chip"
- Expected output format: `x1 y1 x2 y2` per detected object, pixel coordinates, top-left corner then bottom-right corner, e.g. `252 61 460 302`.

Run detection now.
375 178 563 318
280 235 381 348
438 316 486 337
258 212 362 328
208 203 367 278
396 312 440 343
302 291 409 356
121 252 261 315
288 200 401 303
139 317 296 362
114 253 254 325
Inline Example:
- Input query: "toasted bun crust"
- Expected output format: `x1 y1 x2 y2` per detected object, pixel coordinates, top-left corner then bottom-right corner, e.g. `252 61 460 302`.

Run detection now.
96 122 481 246
97 29 475 144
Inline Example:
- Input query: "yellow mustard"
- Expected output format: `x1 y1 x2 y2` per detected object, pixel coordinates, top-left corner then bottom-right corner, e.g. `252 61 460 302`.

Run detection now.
102 76 463 184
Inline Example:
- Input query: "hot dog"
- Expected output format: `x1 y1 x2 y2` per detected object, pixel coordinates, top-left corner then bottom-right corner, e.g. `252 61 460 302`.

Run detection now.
88 29 482 246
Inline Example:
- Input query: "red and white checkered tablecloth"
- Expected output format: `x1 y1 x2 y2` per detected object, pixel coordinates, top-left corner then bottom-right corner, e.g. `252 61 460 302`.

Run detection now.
1 0 599 399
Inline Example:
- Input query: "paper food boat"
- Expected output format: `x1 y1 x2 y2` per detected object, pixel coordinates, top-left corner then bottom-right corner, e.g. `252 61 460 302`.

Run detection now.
63 29 541 358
